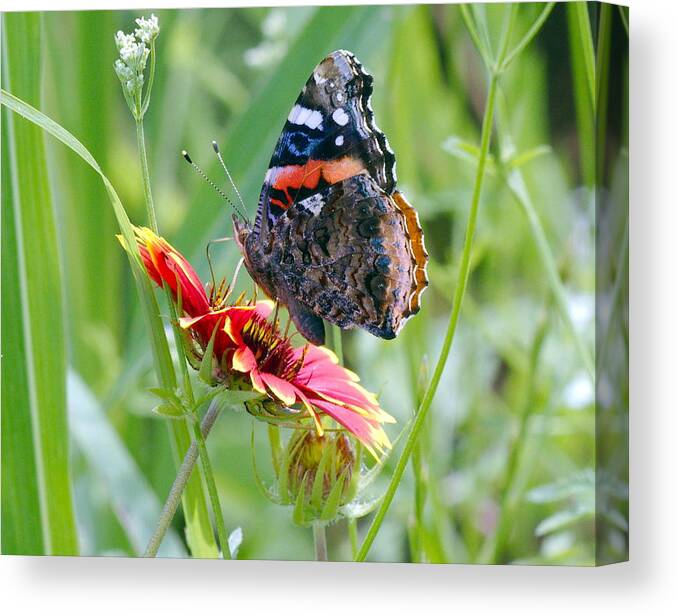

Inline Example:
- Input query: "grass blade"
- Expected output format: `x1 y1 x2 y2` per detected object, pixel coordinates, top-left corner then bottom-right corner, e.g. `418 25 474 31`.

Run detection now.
0 88 218 558
567 2 595 187
1 108 43 555
68 372 187 557
571 2 596 110
1 13 78 555
44 11 123 391
499 3 556 72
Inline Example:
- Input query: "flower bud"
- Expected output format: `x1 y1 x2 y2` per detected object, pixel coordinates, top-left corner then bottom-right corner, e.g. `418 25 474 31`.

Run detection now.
282 430 357 527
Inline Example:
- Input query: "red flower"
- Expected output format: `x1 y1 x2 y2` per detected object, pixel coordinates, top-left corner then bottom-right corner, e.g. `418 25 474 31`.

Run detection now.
229 316 395 458
125 226 394 456
127 226 271 361
133 226 210 318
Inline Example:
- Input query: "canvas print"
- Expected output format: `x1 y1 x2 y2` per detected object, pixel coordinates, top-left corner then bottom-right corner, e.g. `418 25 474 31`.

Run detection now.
1 2 629 565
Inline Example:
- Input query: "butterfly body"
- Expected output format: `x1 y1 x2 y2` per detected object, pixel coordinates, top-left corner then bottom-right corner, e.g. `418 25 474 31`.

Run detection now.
235 50 428 345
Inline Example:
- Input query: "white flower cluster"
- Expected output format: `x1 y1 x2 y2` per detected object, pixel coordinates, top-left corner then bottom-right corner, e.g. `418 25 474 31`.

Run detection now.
134 14 159 45
113 15 158 101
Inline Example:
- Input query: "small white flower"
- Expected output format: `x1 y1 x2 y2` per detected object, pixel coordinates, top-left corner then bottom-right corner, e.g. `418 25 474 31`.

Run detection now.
134 14 159 45
114 31 136 52
114 59 134 82
113 15 159 117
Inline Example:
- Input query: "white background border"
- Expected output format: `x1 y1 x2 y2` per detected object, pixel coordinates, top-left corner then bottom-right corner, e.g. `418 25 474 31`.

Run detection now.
2 0 676 613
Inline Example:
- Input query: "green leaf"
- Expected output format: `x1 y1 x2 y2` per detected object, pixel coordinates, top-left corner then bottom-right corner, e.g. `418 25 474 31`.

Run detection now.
198 324 219 385
527 470 595 504
535 502 594 537
1 13 78 556
310 442 333 510
68 372 186 557
507 145 552 169
214 388 265 410
0 87 218 558
148 386 182 405
570 2 596 110
43 12 123 391
320 470 348 522
152 403 186 419
293 473 312 527
567 2 596 186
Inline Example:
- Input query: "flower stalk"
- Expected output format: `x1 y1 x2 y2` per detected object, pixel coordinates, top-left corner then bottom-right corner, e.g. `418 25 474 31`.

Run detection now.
115 15 230 557
144 399 223 557
313 522 328 561
355 5 519 561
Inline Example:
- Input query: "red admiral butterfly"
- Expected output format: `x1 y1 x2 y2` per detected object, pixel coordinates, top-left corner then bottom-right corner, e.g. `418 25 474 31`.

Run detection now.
234 50 428 345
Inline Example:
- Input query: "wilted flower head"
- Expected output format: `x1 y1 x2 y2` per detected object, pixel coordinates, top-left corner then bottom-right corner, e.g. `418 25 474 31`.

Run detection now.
122 227 395 456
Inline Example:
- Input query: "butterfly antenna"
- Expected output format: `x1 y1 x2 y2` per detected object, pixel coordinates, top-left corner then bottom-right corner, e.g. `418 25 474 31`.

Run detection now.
181 150 244 219
212 141 249 223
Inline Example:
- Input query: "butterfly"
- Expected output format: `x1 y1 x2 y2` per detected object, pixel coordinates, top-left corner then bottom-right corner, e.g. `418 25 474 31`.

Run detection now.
233 49 428 346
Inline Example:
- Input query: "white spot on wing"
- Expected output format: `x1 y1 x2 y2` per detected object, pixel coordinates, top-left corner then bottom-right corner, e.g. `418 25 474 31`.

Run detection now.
306 110 323 129
287 104 300 123
332 108 349 126
335 135 344 146
288 104 323 130
298 193 325 215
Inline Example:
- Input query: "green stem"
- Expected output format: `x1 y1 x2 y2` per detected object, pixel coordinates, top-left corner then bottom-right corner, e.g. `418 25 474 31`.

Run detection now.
190 417 230 559
141 41 156 117
166 300 230 559
136 114 228 556
410 439 425 562
355 71 500 562
595 3 612 182
135 119 158 232
499 3 556 72
348 518 358 558
330 324 343 364
144 399 222 557
328 324 354 555
313 522 328 561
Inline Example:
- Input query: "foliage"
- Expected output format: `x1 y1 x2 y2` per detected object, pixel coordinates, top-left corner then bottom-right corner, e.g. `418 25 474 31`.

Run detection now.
1 3 628 564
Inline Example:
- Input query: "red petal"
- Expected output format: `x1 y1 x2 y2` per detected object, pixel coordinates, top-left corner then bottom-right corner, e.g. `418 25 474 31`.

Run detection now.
232 346 257 373
134 227 210 316
307 397 391 457
260 373 297 406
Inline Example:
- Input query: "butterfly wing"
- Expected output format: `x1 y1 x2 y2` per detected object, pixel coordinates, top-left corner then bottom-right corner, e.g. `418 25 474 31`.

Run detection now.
273 174 428 343
254 50 397 240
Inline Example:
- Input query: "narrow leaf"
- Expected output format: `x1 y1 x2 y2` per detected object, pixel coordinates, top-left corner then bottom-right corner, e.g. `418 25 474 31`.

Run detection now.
68 372 186 557
0 87 218 558
1 13 78 555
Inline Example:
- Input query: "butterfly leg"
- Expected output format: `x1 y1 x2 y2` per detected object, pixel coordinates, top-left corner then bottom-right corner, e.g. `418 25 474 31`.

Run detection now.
286 296 326 346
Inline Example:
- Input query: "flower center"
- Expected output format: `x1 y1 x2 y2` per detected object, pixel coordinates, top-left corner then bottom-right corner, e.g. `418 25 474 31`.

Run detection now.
241 315 305 382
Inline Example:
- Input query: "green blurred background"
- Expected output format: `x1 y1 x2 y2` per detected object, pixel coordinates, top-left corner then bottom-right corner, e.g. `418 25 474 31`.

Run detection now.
1 3 628 564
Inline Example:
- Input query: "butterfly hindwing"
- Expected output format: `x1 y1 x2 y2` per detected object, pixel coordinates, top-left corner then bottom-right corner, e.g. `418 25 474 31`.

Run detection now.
274 174 426 343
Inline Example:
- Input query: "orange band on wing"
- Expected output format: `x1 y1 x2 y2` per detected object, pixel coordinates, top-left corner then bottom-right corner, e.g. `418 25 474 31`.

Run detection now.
392 191 429 316
270 157 366 208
